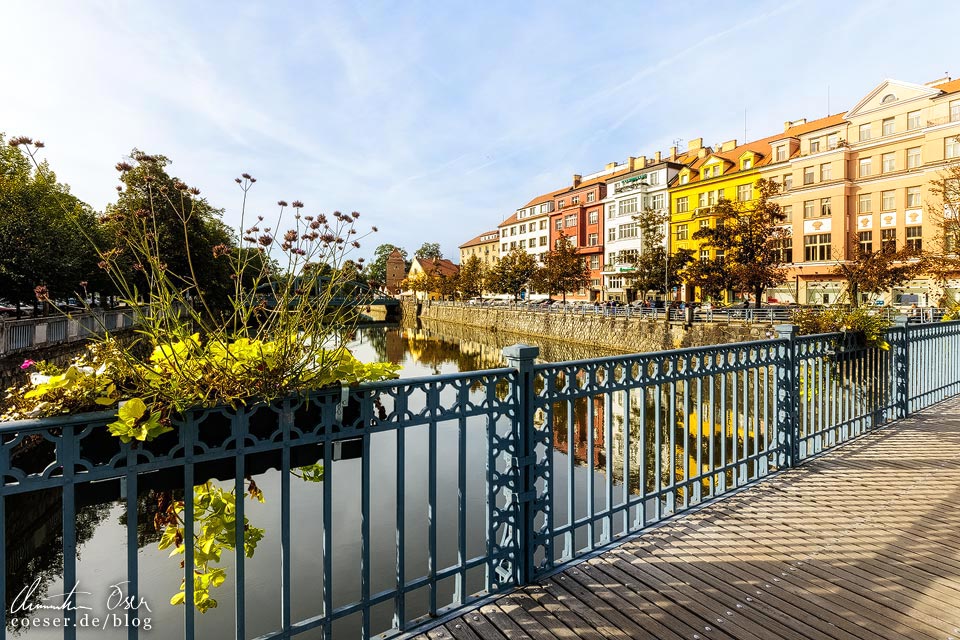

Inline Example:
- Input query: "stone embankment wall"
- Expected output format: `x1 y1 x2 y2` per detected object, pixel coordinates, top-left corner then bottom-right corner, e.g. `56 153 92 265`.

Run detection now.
418 304 770 353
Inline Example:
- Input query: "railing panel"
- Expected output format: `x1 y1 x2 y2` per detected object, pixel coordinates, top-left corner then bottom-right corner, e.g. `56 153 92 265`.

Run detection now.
906 320 960 411
529 340 787 575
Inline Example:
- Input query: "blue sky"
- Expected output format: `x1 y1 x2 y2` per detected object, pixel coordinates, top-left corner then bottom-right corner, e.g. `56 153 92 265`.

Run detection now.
3 1 959 261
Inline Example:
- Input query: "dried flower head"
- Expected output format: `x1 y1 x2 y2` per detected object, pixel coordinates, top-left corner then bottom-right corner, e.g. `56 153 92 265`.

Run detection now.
116 162 133 172
258 234 274 247
351 211 360 219
34 285 49 302
235 178 242 184
351 241 361 248
173 180 188 191
292 200 304 209
241 172 253 180
283 230 298 242
371 226 378 232
33 141 45 149
188 187 201 196
9 136 33 147
277 200 288 207
212 244 231 258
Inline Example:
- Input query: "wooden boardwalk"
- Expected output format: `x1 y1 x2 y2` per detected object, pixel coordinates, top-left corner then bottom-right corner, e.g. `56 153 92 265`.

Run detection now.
414 397 960 640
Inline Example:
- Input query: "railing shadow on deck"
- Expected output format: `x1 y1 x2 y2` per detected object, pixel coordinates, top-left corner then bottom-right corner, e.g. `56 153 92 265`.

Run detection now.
0 318 958 639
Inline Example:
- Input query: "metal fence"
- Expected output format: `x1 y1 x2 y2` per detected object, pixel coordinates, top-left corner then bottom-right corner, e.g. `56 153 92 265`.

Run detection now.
0 309 141 357
1 319 959 639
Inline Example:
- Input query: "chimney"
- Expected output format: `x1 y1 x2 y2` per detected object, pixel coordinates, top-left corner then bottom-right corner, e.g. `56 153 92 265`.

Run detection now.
670 146 677 159
605 162 616 170
638 155 646 169
926 76 952 87
572 174 581 187
721 139 737 152
687 137 703 151
784 118 807 132
627 156 636 171
697 148 707 159
654 151 661 163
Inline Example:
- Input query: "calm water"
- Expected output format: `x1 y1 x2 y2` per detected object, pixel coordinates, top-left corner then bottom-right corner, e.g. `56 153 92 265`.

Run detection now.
6 323 625 639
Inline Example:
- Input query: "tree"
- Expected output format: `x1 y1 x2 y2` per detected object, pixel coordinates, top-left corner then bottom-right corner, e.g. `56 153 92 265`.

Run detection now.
682 257 732 302
531 232 589 302
101 149 236 313
488 248 539 301
457 255 486 299
691 178 788 307
0 135 101 315
832 233 923 307
414 242 443 261
926 167 960 305
366 243 407 287
630 208 694 298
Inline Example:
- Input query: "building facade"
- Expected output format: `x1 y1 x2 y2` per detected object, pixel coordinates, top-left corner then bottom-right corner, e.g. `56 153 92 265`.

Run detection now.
458 230 500 267
384 248 407 295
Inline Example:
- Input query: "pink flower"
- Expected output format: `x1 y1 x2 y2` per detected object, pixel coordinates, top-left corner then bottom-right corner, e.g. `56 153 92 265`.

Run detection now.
20 359 35 370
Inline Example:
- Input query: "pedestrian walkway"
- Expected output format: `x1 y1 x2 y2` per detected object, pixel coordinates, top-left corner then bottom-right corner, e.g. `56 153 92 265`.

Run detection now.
414 396 960 640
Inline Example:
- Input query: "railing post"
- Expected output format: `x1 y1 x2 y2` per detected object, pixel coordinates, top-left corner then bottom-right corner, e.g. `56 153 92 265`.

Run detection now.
502 343 539 586
774 324 799 468
892 315 909 419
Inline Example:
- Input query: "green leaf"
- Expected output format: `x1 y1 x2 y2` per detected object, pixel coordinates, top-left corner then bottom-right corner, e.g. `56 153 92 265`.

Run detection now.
118 398 147 422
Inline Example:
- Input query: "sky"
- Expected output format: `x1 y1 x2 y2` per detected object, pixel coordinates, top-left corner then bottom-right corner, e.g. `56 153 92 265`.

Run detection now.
2 0 959 262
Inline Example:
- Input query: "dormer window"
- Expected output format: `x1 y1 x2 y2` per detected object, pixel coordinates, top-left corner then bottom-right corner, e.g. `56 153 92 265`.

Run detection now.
572 195 580 205
776 146 787 162
741 158 752 170
557 199 565 209
810 139 820 153
680 173 689 185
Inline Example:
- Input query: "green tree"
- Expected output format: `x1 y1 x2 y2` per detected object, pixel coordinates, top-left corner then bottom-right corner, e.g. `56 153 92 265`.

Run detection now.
531 232 589 302
832 233 923 307
927 167 960 306
488 248 539 301
102 149 236 314
691 178 788 307
0 135 100 315
457 254 486 299
414 242 443 261
366 243 407 287
682 256 733 302
630 208 694 298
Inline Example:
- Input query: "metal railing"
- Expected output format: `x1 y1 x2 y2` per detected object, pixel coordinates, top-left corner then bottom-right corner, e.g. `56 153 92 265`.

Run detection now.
0 309 141 357
1 319 959 638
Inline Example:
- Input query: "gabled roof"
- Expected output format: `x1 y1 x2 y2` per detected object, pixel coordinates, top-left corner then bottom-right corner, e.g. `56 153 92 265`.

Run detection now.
412 257 459 278
498 212 519 228
845 79 942 119
934 78 960 95
459 230 500 249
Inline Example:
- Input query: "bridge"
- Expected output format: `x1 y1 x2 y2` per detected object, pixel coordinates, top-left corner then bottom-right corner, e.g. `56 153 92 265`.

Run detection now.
0 318 958 638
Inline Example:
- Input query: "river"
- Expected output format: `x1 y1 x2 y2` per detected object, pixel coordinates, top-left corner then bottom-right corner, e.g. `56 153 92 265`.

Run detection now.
3 323 644 639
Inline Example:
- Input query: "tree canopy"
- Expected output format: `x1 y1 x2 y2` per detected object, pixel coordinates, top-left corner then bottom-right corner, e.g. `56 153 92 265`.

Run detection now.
457 254 486 299
487 248 539 300
531 232 589 301
833 233 922 306
630 208 694 298
366 243 408 287
414 242 443 261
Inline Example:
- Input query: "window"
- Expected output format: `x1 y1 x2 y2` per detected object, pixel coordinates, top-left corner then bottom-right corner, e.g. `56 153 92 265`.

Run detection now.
565 214 576 227
882 152 896 173
907 146 922 169
858 193 872 213
776 146 787 161
607 204 616 218
906 227 922 251
676 196 689 213
540 203 550 213
557 199 565 209
859 123 871 141
540 236 548 247
648 172 659 185
519 223 526 234
700 249 710 261
773 237 792 263
820 162 832 181
715 188 725 202
803 167 815 185
804 233 832 261
588 233 598 246
680 173 689 185
952 100 960 122
588 210 598 224
699 219 710 230
715 250 725 261
619 197 637 215
907 186 921 208
510 227 516 236
742 158 753 169
908 110 921 130
519 239 526 249
698 192 707 208
539 220 546 230
502 243 507 252
676 224 688 240
587 192 595 203
589 255 599 269
858 231 873 254
783 173 793 190
881 228 897 253
737 184 751 201
859 157 872 177
946 136 960 159
782 205 793 222
608 228 616 241
803 200 816 219
882 118 895 136
618 223 638 239
608 277 621 289
820 197 832 217
827 133 839 150
572 195 580 205
881 190 895 211
810 139 821 153
510 241 516 249
650 193 665 210
555 219 562 231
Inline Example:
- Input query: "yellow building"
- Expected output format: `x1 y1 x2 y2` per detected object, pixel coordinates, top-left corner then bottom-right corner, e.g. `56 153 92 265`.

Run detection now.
458 230 500 267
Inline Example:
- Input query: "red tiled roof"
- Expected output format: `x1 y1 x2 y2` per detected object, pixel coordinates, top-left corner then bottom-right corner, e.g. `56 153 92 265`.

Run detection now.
933 78 960 95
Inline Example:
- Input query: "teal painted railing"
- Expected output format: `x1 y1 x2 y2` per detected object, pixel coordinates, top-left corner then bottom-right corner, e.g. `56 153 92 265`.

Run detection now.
1 319 959 639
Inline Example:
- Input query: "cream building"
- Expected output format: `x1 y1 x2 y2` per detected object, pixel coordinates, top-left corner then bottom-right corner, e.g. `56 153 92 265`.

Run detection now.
759 77 960 305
